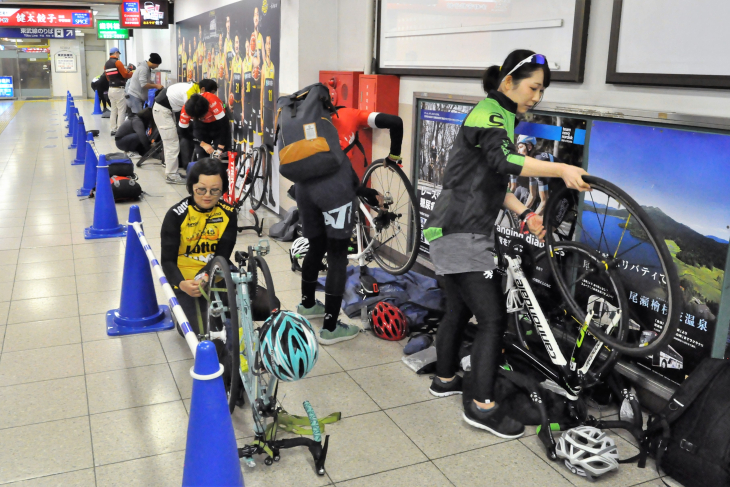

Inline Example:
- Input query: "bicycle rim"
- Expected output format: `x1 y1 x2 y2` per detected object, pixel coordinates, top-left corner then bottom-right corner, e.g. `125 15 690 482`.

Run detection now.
544 176 681 356
206 256 241 413
250 147 268 211
361 160 421 275
545 241 627 384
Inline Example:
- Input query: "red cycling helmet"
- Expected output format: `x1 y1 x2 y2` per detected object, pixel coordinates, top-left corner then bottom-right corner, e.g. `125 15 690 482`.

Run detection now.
369 302 407 341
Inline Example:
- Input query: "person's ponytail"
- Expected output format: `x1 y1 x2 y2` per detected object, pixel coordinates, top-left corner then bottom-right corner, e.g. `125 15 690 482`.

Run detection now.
482 65 501 92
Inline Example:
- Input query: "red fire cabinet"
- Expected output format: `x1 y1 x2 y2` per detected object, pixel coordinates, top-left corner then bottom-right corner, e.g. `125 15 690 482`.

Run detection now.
319 70 362 109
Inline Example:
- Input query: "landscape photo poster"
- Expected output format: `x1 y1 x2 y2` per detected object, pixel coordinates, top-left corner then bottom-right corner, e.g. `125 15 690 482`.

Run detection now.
177 0 281 213
586 120 730 382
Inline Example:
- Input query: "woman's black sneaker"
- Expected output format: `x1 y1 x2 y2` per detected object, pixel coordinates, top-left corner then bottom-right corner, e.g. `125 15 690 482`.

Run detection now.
429 375 463 397
463 401 525 439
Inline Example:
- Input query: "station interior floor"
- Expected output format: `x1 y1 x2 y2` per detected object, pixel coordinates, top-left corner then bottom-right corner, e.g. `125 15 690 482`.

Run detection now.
0 100 682 487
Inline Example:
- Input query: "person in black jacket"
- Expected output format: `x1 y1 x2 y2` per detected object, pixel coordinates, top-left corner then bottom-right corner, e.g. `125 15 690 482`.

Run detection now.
91 73 110 112
115 108 156 155
160 159 236 332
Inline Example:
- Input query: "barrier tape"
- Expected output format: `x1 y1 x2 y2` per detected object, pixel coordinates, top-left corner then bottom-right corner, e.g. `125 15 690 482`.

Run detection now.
131 221 200 357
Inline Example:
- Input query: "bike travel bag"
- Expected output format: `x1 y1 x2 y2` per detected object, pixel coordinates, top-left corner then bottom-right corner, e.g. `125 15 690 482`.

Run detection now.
105 152 135 177
274 83 346 183
640 358 730 487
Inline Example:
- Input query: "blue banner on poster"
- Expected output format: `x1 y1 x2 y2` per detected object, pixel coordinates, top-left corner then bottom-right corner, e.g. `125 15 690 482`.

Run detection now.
420 109 467 125
0 27 74 39
516 122 586 145
0 77 13 98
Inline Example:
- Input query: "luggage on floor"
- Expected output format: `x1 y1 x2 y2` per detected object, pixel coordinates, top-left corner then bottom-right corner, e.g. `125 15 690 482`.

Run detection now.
110 175 142 202
105 152 135 177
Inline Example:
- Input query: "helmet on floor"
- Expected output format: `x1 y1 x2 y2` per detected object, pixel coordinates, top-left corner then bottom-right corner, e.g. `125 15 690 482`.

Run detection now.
291 237 309 260
260 311 319 382
555 426 619 480
369 301 408 341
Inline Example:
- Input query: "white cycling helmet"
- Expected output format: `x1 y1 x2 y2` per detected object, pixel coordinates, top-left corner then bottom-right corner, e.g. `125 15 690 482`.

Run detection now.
290 237 309 260
555 426 619 481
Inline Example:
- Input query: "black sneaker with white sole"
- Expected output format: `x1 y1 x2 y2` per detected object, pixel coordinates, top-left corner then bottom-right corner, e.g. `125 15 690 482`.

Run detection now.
429 375 463 397
463 401 525 439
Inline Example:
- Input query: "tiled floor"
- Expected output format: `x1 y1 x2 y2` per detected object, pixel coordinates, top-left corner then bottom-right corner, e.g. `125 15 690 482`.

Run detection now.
0 100 682 486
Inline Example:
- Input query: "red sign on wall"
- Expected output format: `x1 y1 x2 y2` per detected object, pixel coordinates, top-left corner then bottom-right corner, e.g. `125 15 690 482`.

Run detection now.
0 8 92 28
120 2 168 29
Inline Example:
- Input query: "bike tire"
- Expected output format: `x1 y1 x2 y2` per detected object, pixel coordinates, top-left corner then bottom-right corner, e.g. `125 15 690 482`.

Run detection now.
205 256 241 413
544 176 681 357
249 253 280 321
240 149 262 207
250 146 268 211
360 160 421 275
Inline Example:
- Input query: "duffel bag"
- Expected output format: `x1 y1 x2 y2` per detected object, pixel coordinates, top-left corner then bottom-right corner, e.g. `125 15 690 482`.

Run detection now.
105 152 135 177
110 175 142 202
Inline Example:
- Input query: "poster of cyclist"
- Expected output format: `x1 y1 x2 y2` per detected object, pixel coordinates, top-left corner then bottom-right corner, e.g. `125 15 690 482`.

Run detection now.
585 121 730 383
177 0 281 213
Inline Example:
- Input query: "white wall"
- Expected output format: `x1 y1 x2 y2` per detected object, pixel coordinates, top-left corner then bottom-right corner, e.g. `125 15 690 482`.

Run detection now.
50 39 84 97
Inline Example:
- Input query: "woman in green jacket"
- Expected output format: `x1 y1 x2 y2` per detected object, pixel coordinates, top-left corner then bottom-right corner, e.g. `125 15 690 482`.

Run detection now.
424 50 590 438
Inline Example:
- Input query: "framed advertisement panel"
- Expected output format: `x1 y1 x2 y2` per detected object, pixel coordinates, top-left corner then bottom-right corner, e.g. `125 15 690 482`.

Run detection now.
410 92 730 387
177 1 281 213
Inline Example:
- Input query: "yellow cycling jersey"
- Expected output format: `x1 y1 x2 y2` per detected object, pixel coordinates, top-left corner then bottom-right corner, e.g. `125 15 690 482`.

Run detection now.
230 56 243 103
161 198 236 283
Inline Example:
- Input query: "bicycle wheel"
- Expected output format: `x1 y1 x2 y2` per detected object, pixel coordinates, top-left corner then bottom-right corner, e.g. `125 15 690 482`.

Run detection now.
360 159 421 275
495 208 518 230
544 176 681 356
240 149 262 207
249 146 269 211
204 256 241 413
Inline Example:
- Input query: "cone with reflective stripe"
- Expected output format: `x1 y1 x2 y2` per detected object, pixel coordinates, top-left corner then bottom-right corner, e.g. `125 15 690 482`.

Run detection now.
72 116 86 164
92 90 103 115
106 205 173 335
78 132 98 197
84 154 127 239
183 340 244 487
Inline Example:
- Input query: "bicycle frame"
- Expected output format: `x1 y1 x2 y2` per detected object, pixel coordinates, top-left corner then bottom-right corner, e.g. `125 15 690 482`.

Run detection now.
503 254 621 401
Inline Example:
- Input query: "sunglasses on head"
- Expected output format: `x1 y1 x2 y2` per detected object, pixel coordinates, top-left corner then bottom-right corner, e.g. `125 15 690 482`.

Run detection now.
504 54 547 78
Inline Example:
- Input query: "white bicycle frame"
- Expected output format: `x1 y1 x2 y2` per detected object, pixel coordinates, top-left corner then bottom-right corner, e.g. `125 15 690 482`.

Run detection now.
503 254 620 399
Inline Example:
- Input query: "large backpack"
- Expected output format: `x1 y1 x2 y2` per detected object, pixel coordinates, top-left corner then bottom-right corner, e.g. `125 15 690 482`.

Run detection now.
638 358 730 487
274 83 346 182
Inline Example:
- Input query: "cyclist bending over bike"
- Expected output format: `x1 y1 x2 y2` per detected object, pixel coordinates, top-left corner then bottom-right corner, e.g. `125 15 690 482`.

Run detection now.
295 106 404 345
423 50 590 439
160 158 237 335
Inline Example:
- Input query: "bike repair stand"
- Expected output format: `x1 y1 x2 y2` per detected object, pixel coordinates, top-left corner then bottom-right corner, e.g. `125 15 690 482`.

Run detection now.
238 208 264 237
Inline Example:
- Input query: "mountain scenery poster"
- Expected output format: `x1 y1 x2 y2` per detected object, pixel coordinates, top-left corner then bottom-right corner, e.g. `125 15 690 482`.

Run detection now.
586 120 730 382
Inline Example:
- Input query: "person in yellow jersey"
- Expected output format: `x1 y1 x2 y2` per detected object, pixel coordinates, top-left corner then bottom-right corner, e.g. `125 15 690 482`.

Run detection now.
177 30 183 81
216 34 228 106
197 25 205 81
242 38 254 154
187 41 195 82
224 16 236 148
227 35 244 152
260 35 276 205
251 7 264 137
160 158 237 335
191 36 198 81
180 36 187 82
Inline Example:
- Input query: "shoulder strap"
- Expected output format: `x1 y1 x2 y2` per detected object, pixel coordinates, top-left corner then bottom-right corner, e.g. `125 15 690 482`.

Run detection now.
662 358 727 424
343 131 368 168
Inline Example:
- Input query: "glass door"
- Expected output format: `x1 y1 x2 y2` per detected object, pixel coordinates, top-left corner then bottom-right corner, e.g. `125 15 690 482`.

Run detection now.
18 50 51 98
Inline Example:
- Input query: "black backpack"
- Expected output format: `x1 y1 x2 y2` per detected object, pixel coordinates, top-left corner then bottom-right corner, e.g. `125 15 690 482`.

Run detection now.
110 175 142 201
275 83 346 182
638 358 730 487
105 152 135 177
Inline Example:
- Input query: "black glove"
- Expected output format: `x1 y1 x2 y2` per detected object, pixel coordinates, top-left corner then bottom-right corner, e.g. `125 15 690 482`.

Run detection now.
356 186 380 207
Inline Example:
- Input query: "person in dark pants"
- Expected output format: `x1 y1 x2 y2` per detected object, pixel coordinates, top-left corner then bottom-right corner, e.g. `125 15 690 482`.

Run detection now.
91 73 110 112
114 108 155 155
178 85 229 163
160 159 236 334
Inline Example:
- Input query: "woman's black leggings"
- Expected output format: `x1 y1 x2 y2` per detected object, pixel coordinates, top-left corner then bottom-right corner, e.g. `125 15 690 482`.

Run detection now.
301 234 350 331
436 271 508 402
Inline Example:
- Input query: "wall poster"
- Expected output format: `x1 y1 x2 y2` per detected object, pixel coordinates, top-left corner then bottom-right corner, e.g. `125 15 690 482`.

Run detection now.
177 0 281 213
586 121 730 383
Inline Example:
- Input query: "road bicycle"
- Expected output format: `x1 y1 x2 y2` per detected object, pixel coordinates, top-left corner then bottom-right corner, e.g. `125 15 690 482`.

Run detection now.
494 175 681 459
196 244 331 475
229 145 270 212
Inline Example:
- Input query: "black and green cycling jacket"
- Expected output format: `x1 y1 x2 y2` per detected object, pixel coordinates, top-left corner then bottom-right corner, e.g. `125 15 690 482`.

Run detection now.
423 91 525 242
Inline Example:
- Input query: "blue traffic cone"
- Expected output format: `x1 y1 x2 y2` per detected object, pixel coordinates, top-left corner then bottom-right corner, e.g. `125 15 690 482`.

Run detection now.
64 94 70 120
84 155 127 239
106 205 174 336
65 103 75 135
78 132 98 197
92 90 103 115
69 112 81 150
72 116 86 164
182 340 244 487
